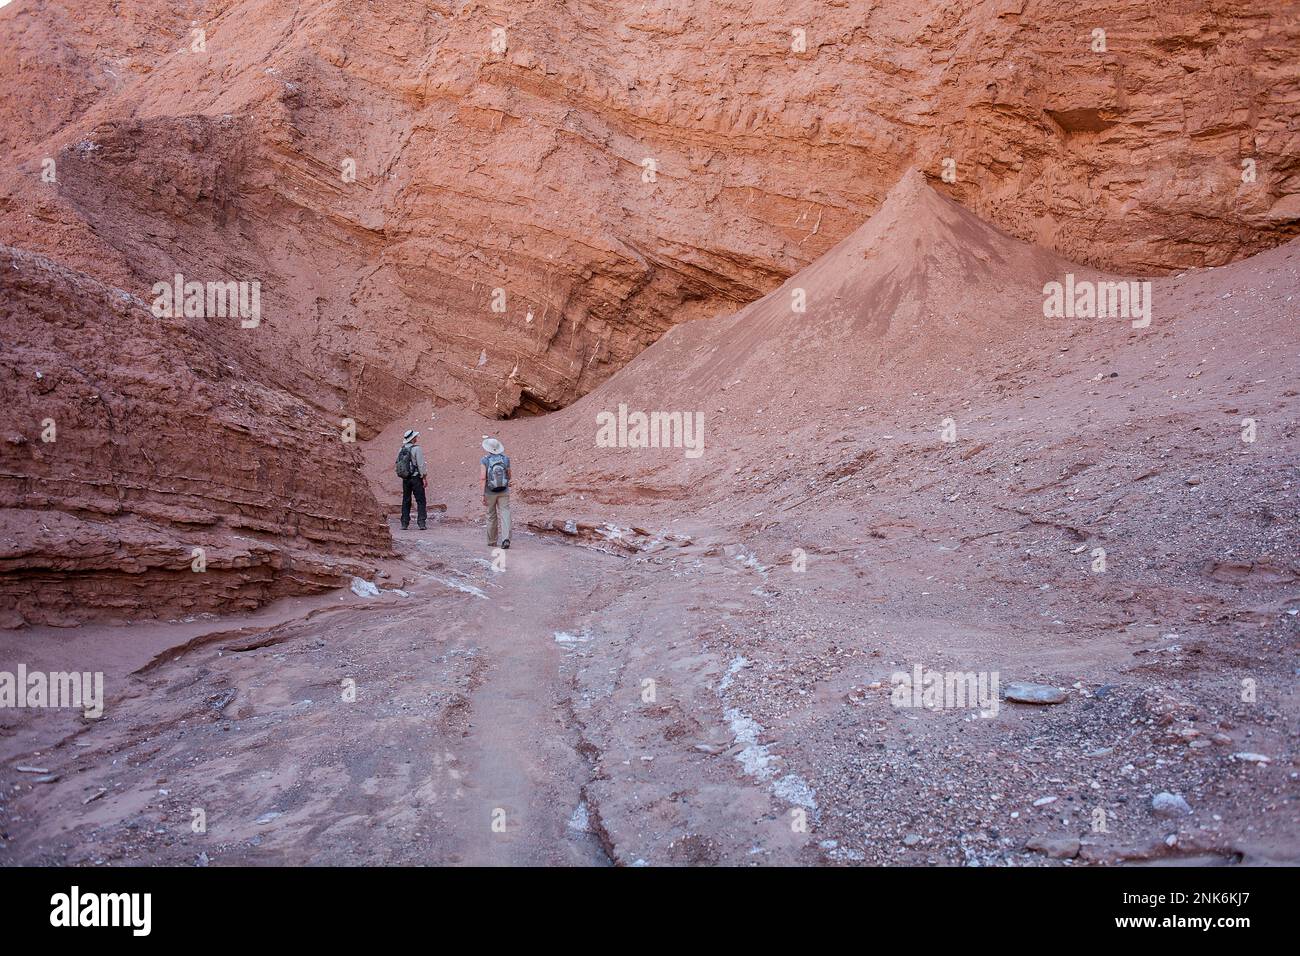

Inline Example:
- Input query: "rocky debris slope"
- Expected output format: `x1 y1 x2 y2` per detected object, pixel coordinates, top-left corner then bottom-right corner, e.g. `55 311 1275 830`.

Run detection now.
512 172 1299 597
0 245 390 627
1 1 1297 422
454 172 1293 864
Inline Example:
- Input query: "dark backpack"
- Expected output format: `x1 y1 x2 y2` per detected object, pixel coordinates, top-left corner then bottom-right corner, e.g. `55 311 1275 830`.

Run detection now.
485 454 508 492
395 444 416 479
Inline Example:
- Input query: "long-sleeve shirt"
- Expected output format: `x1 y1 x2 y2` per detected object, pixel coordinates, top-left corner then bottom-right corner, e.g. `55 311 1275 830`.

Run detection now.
404 442 427 478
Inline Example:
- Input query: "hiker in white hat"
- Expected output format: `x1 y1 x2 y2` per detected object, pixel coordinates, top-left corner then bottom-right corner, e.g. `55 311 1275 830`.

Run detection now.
479 436 511 549
395 428 428 530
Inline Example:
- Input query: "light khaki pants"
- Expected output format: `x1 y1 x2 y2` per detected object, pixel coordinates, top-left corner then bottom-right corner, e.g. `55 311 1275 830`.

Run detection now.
486 491 510 545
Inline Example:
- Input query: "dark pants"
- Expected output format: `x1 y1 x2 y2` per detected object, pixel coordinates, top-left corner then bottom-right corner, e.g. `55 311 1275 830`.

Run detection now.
401 476 427 528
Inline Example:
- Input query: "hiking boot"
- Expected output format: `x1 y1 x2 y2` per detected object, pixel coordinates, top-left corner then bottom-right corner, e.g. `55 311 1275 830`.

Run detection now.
400 524 409 531
502 539 510 549
417 523 426 530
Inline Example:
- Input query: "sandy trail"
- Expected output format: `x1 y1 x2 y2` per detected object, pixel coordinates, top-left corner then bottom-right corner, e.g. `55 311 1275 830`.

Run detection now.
0 523 613 866
398 527 612 866
1 505 1295 866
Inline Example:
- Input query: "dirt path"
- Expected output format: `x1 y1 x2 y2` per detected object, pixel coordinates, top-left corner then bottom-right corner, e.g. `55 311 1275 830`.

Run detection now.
0 523 615 866
1 513 1295 867
400 526 611 865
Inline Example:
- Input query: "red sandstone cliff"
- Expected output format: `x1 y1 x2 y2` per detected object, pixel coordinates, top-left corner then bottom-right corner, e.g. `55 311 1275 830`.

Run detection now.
1 0 1296 421
0 244 390 626
0 0 1297 624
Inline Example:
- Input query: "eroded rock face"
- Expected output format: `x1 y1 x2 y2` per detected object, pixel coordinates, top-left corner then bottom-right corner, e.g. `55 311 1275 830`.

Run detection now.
0 0 215 158
0 245 391 627
1 0 1296 422
0 2 1295 623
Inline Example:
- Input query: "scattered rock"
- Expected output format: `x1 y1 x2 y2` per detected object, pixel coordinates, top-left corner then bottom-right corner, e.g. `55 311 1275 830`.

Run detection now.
1151 791 1192 816
1026 834 1081 859
1004 682 1067 705
350 577 381 599
567 802 591 833
1232 752 1271 764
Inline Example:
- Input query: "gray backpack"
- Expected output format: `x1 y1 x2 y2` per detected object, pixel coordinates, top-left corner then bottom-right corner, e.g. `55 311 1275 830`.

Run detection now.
485 454 508 492
395 444 416 479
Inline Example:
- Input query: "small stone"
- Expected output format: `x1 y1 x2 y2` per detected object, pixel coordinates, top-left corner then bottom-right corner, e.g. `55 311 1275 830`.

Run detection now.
1004 682 1068 705
1151 791 1192 816
1026 834 1080 859
902 833 922 846
350 577 380 599
1233 752 1271 764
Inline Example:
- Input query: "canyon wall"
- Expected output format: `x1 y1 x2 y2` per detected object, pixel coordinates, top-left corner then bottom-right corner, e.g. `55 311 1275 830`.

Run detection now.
0 245 390 626
1 0 1296 422
0 0 1296 623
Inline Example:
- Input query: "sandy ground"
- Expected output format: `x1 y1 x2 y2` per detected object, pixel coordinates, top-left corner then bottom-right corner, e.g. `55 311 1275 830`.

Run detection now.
0 521 613 865
0 505 1294 866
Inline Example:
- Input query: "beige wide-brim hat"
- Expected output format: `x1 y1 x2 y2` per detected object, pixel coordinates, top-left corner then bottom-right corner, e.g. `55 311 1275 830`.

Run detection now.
403 429 419 442
482 437 504 455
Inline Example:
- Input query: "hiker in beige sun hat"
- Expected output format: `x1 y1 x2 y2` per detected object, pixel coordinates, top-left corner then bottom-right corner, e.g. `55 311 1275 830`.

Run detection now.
479 436 511 549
